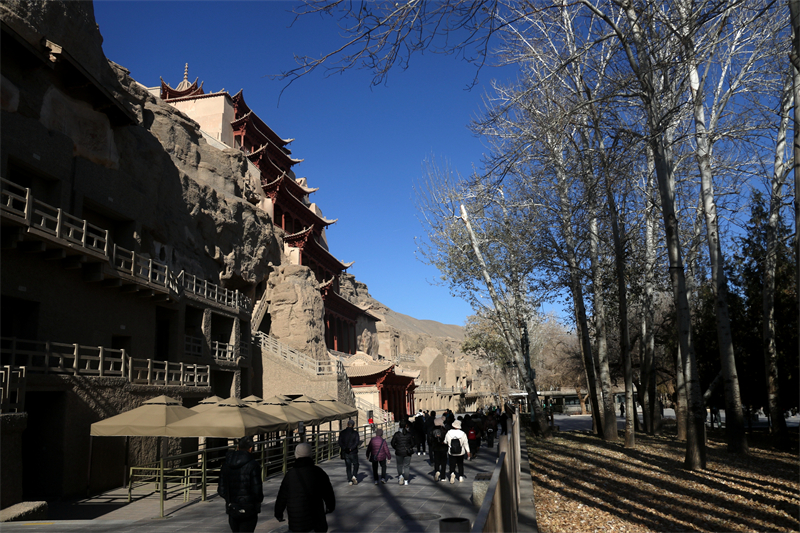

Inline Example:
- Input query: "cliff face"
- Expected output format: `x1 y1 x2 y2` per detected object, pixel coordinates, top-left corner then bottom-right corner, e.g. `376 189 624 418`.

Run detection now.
339 274 465 362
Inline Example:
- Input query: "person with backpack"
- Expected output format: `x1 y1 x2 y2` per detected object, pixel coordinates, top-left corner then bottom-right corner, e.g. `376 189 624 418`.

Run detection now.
428 417 449 481
365 428 391 484
483 414 496 449
390 419 416 485
466 422 480 459
413 412 427 455
444 420 470 483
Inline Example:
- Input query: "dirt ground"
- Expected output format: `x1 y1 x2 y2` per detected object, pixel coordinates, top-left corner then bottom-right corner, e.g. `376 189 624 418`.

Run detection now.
527 425 799 532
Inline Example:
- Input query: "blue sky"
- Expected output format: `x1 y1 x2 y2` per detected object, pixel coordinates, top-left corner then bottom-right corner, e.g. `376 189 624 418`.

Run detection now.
92 1 522 327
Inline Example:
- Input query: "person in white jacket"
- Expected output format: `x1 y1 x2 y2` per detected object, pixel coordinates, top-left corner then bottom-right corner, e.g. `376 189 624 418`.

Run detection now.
444 420 470 483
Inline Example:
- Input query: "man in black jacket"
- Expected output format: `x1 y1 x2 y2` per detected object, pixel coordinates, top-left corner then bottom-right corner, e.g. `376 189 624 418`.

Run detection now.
218 436 264 532
275 442 336 532
336 419 361 485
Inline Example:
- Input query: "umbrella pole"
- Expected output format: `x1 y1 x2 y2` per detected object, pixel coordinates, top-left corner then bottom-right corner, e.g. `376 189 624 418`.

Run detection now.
282 434 288 473
86 435 93 497
201 449 207 501
159 455 165 518
123 436 130 488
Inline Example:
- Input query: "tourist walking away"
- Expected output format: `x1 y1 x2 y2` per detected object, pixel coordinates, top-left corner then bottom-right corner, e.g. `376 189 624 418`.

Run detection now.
467 422 480 459
484 414 496 449
413 411 427 455
337 419 362 485
217 436 264 532
499 410 508 434
445 420 470 483
425 410 437 461
619 402 625 417
429 417 448 482
365 428 392 484
275 443 336 533
391 419 415 485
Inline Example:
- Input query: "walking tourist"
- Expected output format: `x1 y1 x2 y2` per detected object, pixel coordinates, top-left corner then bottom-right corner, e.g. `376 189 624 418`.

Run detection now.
275 442 336 533
425 410 437 461
484 414 496 449
337 419 362 485
413 411 427 455
429 417 448 481
391 419 416 485
445 420 470 483
365 428 391 484
217 436 264 532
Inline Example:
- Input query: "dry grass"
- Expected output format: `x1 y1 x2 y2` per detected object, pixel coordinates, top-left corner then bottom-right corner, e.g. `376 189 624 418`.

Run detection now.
527 424 799 532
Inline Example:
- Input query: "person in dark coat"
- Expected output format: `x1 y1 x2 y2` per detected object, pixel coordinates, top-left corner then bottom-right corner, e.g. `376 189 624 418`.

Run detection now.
337 419 362 485
413 412 427 455
218 436 264 532
275 442 336 532
390 419 416 485
428 417 449 481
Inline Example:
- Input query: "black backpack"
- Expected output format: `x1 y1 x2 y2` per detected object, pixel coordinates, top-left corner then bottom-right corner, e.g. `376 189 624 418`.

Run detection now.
432 427 445 445
450 436 462 455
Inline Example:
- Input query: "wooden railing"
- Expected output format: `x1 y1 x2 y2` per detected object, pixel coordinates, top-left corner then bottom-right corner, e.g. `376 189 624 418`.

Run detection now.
472 412 520 533
354 395 392 423
1 365 26 413
250 296 270 334
416 385 436 393
127 358 209 386
178 271 252 312
0 338 209 387
1 178 250 314
211 341 235 362
254 332 335 376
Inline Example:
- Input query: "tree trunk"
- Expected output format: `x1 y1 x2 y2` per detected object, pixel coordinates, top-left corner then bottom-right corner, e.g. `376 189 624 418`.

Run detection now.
791 0 800 404
458 204 551 437
555 162 604 439
605 177 635 448
644 153 660 435
763 76 793 450
675 344 688 441
682 26 748 454
589 213 617 441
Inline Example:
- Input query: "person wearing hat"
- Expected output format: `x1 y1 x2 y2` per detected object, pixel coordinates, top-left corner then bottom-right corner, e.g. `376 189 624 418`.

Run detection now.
218 436 264 532
337 419 362 485
444 419 470 483
275 442 336 532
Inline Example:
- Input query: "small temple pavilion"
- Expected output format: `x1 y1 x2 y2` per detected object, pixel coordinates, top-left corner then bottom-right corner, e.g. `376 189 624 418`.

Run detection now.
344 354 416 422
154 66 377 354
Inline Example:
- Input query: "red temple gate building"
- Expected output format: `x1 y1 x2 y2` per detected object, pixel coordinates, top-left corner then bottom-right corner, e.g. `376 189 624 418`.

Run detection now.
343 355 416 421
156 67 373 354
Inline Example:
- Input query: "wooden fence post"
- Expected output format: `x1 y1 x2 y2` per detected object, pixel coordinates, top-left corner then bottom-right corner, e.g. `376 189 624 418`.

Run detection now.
73 344 80 375
82 219 88 248
99 346 105 377
23 188 33 226
147 359 153 385
56 208 63 238
121 349 127 380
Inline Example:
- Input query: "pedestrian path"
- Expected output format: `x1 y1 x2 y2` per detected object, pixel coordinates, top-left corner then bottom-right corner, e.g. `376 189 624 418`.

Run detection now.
3 435 526 532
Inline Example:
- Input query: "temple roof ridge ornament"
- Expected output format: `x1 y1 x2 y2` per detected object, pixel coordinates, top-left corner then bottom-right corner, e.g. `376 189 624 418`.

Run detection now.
160 63 205 100
231 90 292 146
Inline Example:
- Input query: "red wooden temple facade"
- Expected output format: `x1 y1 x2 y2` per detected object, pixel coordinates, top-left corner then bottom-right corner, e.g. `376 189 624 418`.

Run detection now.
160 69 372 354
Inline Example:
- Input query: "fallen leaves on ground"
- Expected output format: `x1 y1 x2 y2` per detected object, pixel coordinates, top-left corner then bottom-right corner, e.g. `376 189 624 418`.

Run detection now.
528 425 799 532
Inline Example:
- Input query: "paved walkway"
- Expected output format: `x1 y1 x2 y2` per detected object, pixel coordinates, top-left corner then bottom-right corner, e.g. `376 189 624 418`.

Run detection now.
4 427 539 532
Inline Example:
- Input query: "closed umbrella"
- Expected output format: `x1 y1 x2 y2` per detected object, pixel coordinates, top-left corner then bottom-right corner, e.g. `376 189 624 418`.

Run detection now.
166 397 288 437
90 395 198 436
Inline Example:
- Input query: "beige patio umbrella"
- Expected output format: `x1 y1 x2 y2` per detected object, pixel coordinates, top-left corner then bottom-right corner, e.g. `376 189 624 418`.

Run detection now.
90 395 198 436
166 397 288 437
290 395 344 424
262 394 290 404
313 393 358 419
241 395 263 404
191 395 225 413
253 400 322 429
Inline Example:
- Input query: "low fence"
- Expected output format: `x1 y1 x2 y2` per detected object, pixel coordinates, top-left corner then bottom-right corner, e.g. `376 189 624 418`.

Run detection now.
472 411 521 533
1 177 250 314
0 337 210 387
0 365 26 413
255 332 335 376
122 420 398 518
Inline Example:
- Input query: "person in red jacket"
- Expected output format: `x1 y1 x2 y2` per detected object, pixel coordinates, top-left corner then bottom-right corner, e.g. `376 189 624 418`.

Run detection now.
275 443 336 532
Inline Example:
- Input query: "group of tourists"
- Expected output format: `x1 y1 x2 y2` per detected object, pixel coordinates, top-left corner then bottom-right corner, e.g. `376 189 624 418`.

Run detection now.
216 408 509 532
